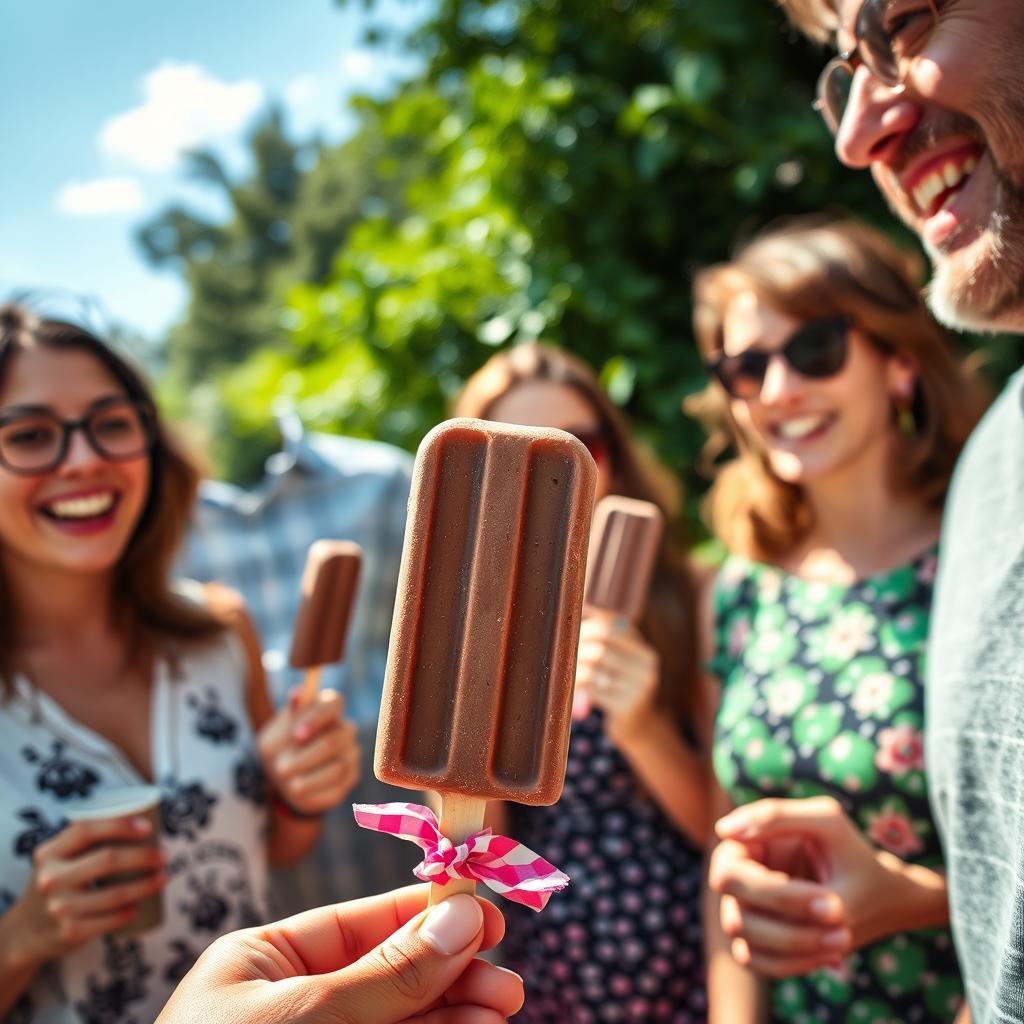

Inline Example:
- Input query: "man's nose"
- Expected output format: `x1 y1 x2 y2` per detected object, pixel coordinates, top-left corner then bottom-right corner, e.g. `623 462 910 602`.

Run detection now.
834 66 921 168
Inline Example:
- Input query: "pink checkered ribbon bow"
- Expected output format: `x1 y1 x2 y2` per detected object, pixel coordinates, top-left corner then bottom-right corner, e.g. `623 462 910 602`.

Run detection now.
353 802 570 911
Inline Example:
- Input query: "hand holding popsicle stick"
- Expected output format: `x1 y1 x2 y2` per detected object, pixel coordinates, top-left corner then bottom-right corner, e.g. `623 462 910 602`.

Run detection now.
370 419 595 908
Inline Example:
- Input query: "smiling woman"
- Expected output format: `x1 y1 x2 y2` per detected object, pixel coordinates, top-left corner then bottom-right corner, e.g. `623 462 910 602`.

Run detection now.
0 304 360 1024
689 217 989 1023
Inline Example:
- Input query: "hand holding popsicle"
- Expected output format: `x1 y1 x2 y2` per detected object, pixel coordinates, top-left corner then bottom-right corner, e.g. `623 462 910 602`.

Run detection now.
258 688 361 816
575 613 660 746
155 886 523 1024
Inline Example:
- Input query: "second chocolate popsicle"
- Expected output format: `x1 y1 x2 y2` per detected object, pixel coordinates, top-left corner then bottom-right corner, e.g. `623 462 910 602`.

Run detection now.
575 495 663 719
289 539 362 706
375 417 596 901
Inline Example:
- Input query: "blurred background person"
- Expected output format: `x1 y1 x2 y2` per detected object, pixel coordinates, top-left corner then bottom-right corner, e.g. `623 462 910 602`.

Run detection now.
177 407 417 913
0 305 357 1022
452 342 710 1023
690 217 988 1022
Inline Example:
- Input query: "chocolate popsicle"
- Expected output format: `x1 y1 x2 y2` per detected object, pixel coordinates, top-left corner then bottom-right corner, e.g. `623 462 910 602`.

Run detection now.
289 540 362 706
375 417 596 903
575 496 663 718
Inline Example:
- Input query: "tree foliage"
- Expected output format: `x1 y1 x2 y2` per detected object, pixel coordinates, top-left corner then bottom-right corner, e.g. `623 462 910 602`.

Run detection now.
156 0 1018 515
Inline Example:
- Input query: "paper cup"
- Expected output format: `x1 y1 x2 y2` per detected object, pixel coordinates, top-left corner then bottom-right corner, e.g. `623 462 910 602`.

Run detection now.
65 785 164 937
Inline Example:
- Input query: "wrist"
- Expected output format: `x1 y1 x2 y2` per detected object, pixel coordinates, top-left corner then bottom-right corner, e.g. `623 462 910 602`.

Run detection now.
0 898 45 975
607 702 666 751
854 851 947 947
271 791 325 823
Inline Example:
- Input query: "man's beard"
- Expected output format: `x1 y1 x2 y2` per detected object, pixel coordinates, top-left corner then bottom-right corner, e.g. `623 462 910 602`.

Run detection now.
925 163 1024 335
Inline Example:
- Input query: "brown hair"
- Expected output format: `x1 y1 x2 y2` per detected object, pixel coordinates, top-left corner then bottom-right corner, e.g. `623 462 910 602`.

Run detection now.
453 343 702 731
777 0 839 43
688 216 988 562
0 304 225 695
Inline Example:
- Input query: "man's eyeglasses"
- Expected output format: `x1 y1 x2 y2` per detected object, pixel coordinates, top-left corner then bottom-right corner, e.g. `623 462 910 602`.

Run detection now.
814 0 939 135
0 398 156 475
707 316 852 400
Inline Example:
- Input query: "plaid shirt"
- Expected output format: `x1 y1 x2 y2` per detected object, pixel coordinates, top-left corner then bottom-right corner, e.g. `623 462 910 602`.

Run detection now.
177 414 412 726
176 415 419 913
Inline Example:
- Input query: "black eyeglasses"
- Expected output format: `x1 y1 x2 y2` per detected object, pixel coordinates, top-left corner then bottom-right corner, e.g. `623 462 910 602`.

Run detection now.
815 0 939 135
0 398 156 475
707 316 852 400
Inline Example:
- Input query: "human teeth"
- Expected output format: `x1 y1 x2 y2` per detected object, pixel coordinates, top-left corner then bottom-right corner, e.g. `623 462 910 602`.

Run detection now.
46 493 115 519
913 156 978 215
777 415 827 440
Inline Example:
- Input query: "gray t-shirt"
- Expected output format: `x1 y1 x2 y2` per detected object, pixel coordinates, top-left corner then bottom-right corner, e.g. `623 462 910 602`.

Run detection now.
928 368 1024 1023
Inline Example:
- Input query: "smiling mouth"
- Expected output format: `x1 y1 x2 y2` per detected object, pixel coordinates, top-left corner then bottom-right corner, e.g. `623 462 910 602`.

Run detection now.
772 413 834 442
910 149 981 219
40 491 118 522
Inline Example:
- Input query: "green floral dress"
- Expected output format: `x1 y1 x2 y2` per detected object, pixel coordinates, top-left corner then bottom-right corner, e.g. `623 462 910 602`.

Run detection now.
710 549 963 1023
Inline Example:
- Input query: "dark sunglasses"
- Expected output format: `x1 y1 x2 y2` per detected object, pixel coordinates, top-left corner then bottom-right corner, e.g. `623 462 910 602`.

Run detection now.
707 316 852 400
814 0 939 135
0 398 156 475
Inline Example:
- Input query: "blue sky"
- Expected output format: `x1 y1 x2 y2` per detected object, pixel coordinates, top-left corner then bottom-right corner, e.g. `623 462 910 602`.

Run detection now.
0 0 424 339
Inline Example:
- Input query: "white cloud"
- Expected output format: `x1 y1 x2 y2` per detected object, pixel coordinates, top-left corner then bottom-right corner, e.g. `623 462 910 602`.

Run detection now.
100 62 264 171
339 50 375 82
56 177 144 216
284 73 318 108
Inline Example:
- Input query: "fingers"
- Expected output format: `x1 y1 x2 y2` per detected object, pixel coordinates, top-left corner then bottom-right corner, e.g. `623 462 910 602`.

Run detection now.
720 892 850 964
35 816 155 864
47 907 140 947
440 958 525 1016
320 893 489 1023
38 841 164 894
46 869 167 918
262 887 505 978
709 839 844 925
291 689 346 744
716 796 850 844
273 719 359 782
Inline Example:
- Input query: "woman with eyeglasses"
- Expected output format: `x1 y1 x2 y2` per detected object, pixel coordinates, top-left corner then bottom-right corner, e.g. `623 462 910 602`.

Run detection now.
452 343 711 1022
0 305 362 1023
691 217 988 1023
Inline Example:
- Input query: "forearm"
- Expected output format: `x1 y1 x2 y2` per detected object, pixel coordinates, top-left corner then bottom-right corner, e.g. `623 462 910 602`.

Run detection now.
267 807 323 867
704 870 769 1024
614 710 711 846
0 905 43 1014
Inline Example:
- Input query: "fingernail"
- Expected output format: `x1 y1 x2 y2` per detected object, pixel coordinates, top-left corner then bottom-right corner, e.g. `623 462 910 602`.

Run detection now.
419 894 483 955
822 928 850 949
715 812 749 838
294 726 310 743
131 816 152 834
811 895 842 921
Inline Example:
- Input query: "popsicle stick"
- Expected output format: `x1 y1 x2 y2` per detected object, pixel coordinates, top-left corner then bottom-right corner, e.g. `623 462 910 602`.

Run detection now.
299 665 322 707
429 793 487 906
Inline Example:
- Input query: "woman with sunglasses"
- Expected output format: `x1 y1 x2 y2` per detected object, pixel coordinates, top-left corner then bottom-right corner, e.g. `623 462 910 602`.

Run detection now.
691 217 987 1023
0 305 360 1023
452 343 710 1022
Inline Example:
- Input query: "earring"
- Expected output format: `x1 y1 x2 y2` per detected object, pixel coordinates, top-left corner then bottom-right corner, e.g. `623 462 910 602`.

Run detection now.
897 398 916 439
